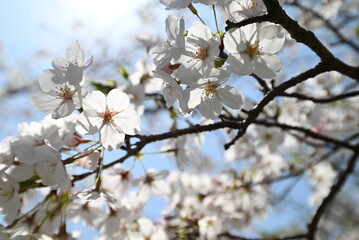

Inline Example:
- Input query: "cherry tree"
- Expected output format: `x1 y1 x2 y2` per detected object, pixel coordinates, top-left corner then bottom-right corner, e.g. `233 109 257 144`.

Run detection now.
0 0 359 239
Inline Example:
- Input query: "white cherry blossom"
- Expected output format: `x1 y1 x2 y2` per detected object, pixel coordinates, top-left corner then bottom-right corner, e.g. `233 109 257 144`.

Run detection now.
12 119 62 164
52 41 93 87
101 166 132 199
225 0 286 22
77 89 141 151
34 147 71 192
307 161 337 206
31 69 87 119
0 138 14 171
184 68 243 119
177 21 220 76
198 215 223 240
132 169 170 199
128 217 168 240
224 23 285 78
153 70 186 109
77 150 101 171
0 173 21 224
150 15 185 69
129 59 163 94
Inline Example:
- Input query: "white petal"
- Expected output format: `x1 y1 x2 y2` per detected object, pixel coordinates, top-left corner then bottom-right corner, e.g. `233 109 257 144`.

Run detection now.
253 55 281 78
76 113 99 135
224 29 246 53
260 37 285 54
188 21 212 42
52 99 76 119
242 23 258 43
35 153 70 191
107 89 130 113
52 57 68 70
187 88 203 109
199 95 222 119
138 218 154 237
162 84 177 107
66 41 85 64
113 108 141 135
175 64 202 86
227 54 253 76
217 85 243 109
38 69 65 92
166 15 184 40
258 25 282 40
100 124 125 151
82 91 106 113
66 63 84 86
31 92 62 113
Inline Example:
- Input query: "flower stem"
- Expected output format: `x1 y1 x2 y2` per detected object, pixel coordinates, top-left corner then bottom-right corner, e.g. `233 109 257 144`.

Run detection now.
188 3 205 25
212 5 220 34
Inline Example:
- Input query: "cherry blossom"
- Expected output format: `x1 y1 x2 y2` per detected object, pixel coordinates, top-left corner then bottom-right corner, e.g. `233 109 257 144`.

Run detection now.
224 23 285 78
150 15 185 69
198 215 223 240
128 217 168 240
12 119 62 164
177 21 220 76
0 138 14 171
225 0 286 22
132 169 170 199
77 89 141 150
77 150 101 171
152 70 186 110
52 41 93 87
33 147 71 192
0 173 21 224
184 68 243 119
307 161 337 206
30 69 87 119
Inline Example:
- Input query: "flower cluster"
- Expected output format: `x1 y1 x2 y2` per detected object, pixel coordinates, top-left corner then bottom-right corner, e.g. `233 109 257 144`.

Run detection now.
150 10 285 119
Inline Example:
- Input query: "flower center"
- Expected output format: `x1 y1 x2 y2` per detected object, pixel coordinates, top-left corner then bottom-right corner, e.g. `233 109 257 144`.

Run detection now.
241 2 258 10
195 47 209 60
202 82 218 99
100 106 117 124
57 84 75 100
245 40 261 57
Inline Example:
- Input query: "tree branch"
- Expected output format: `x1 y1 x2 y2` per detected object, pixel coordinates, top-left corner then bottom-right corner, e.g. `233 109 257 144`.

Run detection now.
280 90 359 103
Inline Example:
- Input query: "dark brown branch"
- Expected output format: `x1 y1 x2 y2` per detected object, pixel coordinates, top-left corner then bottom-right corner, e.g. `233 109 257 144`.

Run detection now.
251 73 271 93
225 14 271 31
280 90 359 103
307 149 359 240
